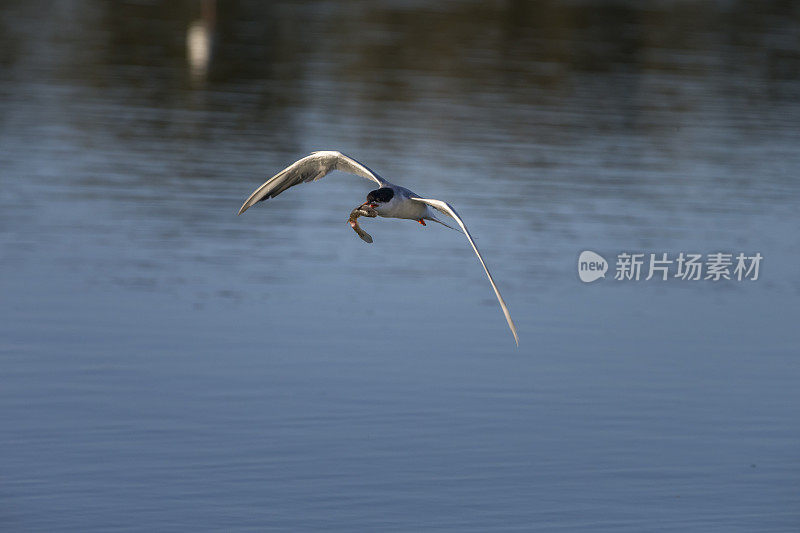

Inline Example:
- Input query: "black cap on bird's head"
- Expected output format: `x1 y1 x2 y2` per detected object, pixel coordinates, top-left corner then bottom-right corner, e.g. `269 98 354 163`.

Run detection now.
363 187 394 208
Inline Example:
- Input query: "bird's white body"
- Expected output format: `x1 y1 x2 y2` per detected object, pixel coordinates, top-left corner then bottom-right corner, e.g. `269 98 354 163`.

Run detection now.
373 185 428 220
238 151 518 345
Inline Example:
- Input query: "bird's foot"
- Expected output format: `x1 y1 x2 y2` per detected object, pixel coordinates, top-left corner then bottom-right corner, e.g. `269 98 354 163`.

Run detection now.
418 219 426 226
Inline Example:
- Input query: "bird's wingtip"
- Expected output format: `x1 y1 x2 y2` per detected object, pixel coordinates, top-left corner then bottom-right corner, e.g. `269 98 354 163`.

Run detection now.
509 321 519 347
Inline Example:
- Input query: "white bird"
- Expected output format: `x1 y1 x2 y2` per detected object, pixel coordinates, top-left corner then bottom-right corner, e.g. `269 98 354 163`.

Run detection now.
238 151 518 345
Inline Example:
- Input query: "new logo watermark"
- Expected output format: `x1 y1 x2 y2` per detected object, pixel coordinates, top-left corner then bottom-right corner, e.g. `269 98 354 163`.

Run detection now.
578 251 762 283
578 250 608 282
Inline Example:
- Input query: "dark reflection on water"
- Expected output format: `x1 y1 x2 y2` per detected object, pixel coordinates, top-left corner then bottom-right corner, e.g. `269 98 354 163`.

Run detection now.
2 1 799 531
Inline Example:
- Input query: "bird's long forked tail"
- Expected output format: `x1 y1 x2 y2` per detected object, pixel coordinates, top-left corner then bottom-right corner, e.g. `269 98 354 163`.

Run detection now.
412 197 519 346
426 215 459 231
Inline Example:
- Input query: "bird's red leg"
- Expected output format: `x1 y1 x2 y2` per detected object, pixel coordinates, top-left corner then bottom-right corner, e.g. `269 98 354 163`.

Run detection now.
417 219 426 226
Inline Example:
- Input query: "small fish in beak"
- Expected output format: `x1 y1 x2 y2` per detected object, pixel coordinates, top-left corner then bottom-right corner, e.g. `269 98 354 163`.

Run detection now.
348 204 378 243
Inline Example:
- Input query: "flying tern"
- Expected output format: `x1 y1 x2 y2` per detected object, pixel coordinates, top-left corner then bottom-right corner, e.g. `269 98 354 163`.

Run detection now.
238 151 518 345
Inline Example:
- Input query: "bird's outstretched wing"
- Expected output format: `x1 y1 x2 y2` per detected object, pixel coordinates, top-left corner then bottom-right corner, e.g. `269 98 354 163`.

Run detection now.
411 197 519 346
238 151 389 215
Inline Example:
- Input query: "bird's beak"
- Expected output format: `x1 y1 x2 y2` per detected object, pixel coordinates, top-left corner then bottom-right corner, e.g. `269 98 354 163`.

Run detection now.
361 202 378 208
